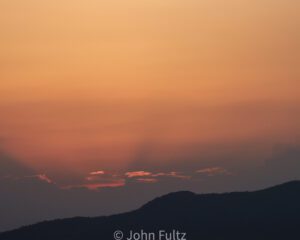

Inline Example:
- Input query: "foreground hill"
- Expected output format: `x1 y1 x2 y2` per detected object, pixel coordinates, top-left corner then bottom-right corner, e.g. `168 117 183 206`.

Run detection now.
1 181 300 240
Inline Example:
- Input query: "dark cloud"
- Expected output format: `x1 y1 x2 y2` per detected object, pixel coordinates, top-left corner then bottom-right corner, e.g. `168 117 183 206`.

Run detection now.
1 144 300 232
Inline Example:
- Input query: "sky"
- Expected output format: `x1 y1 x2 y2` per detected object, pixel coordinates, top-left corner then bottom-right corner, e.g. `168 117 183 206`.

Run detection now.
0 0 299 231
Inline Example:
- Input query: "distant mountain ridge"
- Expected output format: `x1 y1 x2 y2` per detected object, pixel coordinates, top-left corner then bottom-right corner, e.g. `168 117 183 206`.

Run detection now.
1 181 300 240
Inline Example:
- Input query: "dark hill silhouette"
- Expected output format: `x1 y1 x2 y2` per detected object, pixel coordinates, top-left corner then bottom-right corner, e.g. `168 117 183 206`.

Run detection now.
1 181 300 240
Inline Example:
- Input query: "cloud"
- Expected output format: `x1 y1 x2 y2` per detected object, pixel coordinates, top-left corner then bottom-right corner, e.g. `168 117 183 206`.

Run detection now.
152 171 191 180
196 167 231 176
125 171 152 178
63 170 127 190
86 170 106 181
2 144 300 233
89 170 105 176
62 179 126 191
136 178 158 183
125 171 191 180
62 170 193 190
30 174 54 184
36 174 54 184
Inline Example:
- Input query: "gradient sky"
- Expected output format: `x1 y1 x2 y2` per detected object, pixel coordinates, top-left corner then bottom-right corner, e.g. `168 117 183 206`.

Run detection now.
0 0 300 231
0 0 299 189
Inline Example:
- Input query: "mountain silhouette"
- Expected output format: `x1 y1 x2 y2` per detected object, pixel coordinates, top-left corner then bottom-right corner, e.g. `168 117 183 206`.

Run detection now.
1 181 300 240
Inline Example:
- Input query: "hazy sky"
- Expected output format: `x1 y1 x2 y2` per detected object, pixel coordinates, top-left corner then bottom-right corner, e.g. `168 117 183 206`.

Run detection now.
0 0 300 231
0 0 299 205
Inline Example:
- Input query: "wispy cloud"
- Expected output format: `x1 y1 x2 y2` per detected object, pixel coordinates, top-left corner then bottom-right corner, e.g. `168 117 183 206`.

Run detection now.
125 171 152 178
152 172 191 180
62 179 126 191
23 174 54 184
125 170 191 180
196 167 231 176
35 174 53 184
89 170 105 176
136 178 158 183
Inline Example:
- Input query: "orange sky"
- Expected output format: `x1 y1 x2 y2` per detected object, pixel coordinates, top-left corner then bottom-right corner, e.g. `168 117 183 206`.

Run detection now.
0 0 299 176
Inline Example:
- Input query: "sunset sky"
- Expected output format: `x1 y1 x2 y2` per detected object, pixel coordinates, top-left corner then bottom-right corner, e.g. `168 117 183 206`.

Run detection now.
0 1 299 229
